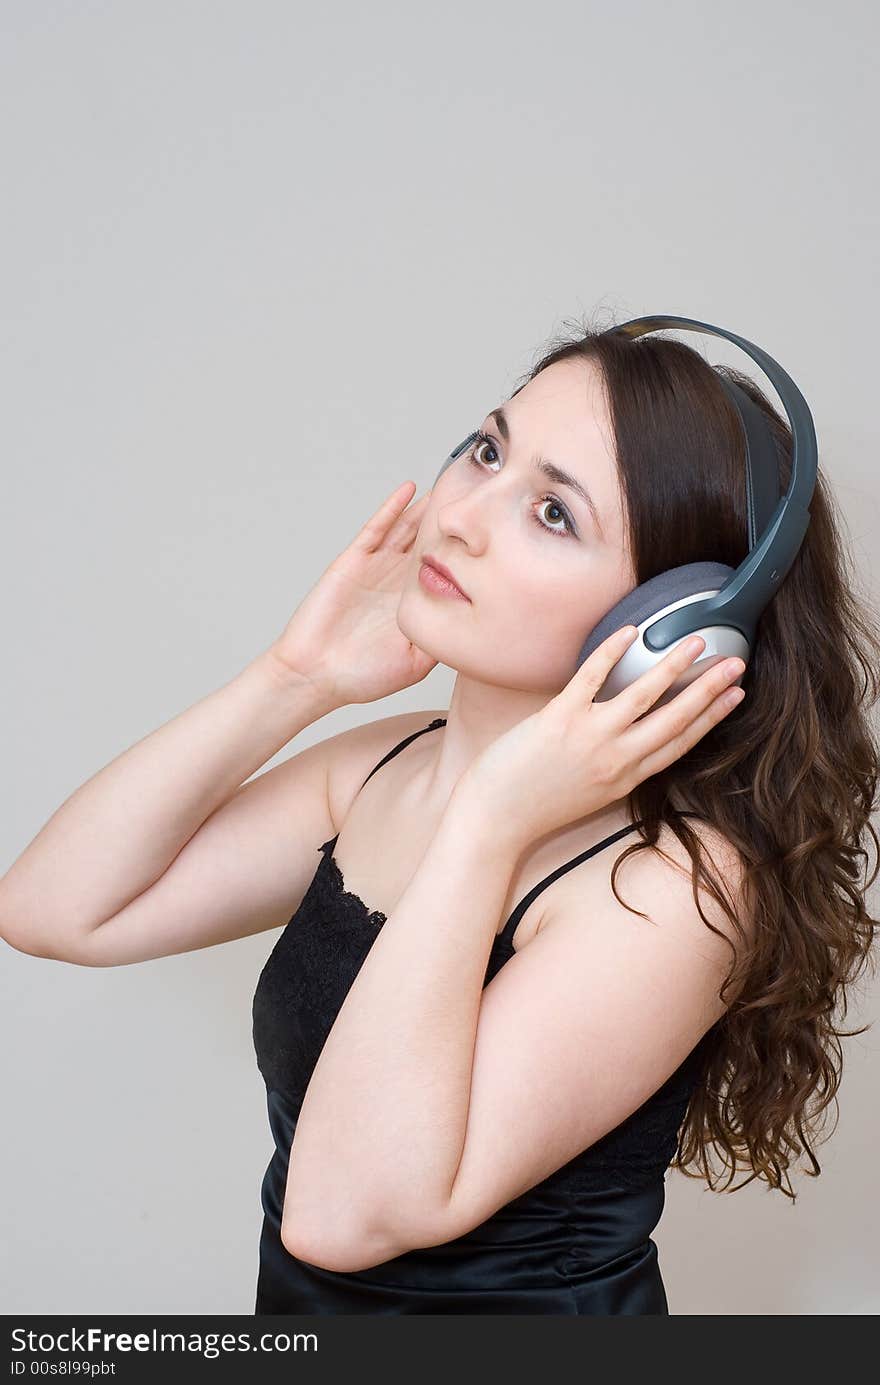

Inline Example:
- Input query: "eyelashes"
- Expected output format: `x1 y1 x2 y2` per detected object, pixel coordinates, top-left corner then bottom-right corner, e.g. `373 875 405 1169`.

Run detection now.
466 429 576 539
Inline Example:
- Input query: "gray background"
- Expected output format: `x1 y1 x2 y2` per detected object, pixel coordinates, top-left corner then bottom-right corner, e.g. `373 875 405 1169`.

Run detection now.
2 0 878 1315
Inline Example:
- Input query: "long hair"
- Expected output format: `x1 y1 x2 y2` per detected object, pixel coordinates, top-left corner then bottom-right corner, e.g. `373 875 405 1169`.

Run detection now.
511 313 880 1200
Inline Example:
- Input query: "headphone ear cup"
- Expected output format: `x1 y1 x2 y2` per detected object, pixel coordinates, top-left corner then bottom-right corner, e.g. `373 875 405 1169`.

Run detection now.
579 560 750 707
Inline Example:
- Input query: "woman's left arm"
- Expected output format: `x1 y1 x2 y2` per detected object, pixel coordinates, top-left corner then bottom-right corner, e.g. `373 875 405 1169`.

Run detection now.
281 628 746 1270
280 779 525 1270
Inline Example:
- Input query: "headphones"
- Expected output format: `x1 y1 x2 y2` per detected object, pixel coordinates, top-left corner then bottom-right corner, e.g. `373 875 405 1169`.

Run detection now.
432 314 817 706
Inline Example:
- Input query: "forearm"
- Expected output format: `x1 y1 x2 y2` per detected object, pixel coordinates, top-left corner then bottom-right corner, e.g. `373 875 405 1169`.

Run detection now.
0 649 338 943
282 780 524 1258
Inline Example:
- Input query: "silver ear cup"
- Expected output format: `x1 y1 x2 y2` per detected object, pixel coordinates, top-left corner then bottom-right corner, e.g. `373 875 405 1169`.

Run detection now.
579 577 751 710
587 613 749 712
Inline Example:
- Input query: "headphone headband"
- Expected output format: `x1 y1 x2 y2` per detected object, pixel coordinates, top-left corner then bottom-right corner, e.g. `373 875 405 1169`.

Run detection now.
603 315 816 650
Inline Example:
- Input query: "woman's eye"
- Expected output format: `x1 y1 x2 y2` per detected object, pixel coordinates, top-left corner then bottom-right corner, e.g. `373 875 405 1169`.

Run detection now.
467 430 576 539
470 433 500 468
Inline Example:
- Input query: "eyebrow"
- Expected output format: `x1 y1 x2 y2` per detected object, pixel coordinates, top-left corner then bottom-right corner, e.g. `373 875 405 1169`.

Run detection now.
486 407 604 538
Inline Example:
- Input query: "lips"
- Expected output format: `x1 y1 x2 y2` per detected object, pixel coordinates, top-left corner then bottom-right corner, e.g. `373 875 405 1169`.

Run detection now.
421 554 469 599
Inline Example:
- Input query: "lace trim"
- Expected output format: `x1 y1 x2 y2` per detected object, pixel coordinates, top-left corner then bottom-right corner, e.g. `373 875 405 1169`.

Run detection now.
317 839 516 952
319 844 387 929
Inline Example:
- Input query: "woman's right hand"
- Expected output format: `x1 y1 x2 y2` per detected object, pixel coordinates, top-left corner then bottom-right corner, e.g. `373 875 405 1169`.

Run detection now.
265 480 439 708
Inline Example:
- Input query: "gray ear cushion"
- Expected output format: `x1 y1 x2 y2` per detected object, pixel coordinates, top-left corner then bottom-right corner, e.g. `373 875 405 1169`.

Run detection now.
578 560 735 663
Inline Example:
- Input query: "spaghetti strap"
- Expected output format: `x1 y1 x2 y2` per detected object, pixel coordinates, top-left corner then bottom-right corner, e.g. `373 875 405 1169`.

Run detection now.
359 716 447 789
319 717 447 854
494 810 708 949
495 821 641 949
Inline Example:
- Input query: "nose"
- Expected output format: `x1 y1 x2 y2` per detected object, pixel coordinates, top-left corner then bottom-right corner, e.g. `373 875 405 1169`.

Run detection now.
433 472 493 552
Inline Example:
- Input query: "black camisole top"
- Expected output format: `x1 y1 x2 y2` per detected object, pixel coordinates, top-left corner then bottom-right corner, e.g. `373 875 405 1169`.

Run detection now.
252 717 718 1315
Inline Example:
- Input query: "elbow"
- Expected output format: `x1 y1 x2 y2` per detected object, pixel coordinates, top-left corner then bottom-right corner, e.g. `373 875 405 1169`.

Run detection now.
0 912 115 967
1 927 87 966
280 1210 409 1274
1 922 53 960
0 902 67 962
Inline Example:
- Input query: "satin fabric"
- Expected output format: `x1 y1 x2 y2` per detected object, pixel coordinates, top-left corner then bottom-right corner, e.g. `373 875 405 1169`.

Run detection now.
254 1086 669 1316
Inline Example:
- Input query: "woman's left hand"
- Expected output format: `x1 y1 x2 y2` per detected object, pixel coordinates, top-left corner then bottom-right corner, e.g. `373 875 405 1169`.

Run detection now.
456 625 746 853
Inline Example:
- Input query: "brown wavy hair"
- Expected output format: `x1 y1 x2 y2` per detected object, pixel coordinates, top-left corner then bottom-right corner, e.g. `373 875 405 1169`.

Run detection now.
509 311 880 1201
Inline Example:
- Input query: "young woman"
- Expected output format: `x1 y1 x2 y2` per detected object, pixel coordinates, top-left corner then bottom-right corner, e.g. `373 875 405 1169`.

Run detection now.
3 320 878 1316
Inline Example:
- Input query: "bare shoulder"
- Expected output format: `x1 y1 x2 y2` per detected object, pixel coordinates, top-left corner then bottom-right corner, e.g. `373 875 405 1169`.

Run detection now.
325 708 448 833
656 815 752 957
651 815 750 925
544 812 752 974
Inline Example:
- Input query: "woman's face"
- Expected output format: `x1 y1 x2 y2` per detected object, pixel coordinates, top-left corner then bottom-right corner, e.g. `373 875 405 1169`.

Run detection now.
397 357 637 695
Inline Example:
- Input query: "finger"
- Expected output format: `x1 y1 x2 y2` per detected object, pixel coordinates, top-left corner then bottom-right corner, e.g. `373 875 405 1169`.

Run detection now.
566 625 640 704
637 683 745 780
623 661 745 775
399 486 432 516
603 632 710 727
392 489 433 549
354 481 418 551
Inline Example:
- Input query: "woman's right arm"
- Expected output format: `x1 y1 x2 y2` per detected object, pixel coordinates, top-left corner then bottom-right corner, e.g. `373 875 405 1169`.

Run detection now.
0 478 437 967
0 651 341 964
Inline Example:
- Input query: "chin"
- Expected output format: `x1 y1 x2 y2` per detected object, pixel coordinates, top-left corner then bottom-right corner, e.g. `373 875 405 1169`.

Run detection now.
396 593 478 675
